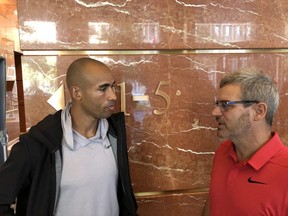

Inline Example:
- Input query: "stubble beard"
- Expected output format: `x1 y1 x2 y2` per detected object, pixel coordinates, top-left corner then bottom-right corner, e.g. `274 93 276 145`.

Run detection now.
217 111 251 140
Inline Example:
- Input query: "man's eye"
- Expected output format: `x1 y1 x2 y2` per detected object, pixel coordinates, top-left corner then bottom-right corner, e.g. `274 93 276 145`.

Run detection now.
223 102 230 107
99 87 107 92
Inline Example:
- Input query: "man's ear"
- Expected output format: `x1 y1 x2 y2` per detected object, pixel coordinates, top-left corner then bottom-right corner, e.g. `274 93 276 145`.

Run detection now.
254 102 267 121
71 86 82 101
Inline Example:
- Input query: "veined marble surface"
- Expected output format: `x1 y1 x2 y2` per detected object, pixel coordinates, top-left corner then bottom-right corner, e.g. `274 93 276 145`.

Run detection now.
17 0 288 50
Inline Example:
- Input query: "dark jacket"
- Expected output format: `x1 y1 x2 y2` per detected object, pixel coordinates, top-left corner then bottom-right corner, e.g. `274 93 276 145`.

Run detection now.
0 110 137 216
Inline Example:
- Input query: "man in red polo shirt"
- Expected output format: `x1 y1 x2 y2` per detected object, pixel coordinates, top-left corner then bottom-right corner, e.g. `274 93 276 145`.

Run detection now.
202 67 288 216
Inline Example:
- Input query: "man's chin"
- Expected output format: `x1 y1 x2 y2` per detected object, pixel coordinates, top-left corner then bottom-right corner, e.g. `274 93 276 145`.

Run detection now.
217 130 227 139
103 110 114 118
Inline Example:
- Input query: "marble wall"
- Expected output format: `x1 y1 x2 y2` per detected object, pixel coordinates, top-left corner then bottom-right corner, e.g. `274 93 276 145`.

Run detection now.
14 0 288 215
16 0 288 50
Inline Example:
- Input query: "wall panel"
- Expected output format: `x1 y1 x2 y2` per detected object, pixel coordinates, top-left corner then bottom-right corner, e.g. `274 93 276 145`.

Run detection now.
17 0 288 50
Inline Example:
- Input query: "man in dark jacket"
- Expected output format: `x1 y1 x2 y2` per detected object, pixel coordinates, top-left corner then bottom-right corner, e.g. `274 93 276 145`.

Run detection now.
0 57 138 216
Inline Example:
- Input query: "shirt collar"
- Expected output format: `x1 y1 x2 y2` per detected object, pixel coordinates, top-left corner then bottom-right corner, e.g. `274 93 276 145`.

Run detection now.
248 132 284 170
61 100 109 150
228 132 284 170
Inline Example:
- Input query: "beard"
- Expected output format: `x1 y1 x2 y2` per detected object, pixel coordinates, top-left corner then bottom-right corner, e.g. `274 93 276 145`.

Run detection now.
216 111 252 139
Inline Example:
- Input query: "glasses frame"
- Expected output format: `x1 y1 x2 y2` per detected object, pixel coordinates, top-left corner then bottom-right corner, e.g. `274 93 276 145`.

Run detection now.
215 100 259 112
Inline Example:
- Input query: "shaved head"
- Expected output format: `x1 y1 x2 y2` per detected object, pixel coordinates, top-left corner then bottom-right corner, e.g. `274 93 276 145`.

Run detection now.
66 57 110 90
65 57 116 120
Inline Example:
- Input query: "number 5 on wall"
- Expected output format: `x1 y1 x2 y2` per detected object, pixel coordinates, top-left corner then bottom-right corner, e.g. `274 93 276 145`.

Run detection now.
153 81 171 115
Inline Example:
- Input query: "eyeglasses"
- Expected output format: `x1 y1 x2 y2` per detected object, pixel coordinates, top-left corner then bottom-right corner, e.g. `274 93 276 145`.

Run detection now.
215 100 258 112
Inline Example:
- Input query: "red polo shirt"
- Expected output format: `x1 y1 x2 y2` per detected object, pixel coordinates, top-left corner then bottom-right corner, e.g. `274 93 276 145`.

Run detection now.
210 132 288 216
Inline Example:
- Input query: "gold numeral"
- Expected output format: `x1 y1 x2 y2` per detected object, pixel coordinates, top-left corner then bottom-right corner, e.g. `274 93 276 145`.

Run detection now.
118 81 171 116
153 81 171 115
117 82 130 116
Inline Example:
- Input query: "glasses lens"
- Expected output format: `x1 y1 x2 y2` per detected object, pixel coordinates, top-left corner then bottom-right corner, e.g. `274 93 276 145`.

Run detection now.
215 100 258 112
215 101 229 111
220 101 229 111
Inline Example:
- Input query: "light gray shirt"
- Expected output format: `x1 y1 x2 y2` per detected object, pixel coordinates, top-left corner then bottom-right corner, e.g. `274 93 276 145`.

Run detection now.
55 101 119 216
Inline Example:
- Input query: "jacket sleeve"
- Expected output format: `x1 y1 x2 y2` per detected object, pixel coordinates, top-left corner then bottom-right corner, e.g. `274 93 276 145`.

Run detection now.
113 112 138 215
0 141 32 215
0 205 15 216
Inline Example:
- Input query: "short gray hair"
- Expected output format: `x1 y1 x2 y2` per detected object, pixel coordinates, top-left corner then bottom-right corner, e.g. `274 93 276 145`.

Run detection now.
220 67 279 126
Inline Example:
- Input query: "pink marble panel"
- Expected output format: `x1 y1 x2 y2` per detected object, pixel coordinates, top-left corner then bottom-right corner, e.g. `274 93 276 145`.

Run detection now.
17 0 288 50
21 53 288 194
136 192 207 216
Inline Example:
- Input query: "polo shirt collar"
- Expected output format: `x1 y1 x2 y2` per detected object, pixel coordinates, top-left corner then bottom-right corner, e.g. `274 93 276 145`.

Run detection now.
228 132 284 170
61 100 109 150
71 119 109 150
248 132 284 170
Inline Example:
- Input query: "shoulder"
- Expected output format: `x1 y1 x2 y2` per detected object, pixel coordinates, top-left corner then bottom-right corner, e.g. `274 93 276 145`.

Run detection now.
34 110 62 128
269 132 288 167
271 148 288 167
20 110 63 152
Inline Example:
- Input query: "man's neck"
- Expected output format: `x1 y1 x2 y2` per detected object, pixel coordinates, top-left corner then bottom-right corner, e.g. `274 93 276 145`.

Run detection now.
233 131 272 162
70 107 99 138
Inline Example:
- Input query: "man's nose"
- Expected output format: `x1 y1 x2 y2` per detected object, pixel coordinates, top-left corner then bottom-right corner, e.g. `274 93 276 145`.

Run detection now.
108 87 117 100
212 106 222 116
